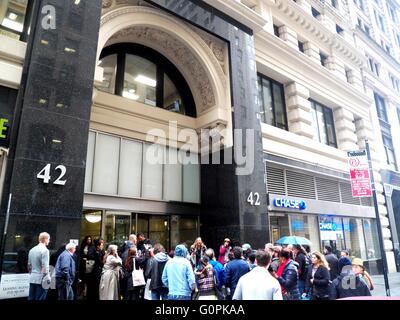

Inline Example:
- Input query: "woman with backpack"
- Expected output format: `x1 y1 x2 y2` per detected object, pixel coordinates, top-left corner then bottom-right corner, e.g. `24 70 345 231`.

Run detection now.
305 251 331 300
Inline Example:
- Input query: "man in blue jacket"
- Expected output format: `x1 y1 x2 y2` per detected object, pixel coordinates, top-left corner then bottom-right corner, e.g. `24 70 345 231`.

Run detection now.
162 244 195 300
55 242 77 300
225 246 250 299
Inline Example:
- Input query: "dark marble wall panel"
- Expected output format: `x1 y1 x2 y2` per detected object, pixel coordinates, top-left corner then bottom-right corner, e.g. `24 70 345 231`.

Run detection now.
145 0 269 250
7 0 102 220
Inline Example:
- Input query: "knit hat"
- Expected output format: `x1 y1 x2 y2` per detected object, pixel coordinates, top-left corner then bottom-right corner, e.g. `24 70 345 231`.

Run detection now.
338 256 352 273
352 257 364 268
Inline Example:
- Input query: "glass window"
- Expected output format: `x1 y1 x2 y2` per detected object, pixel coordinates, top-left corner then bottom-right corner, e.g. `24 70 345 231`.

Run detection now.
363 219 381 260
319 216 345 254
382 134 397 171
84 131 96 192
92 134 120 195
97 54 117 94
182 151 200 204
164 73 183 114
170 216 199 251
124 54 157 106
320 52 328 67
142 144 164 200
397 107 400 124
257 74 287 130
374 92 388 122
290 214 320 253
118 139 142 198
343 217 367 260
0 0 29 40
311 100 337 147
98 44 196 117
163 148 182 201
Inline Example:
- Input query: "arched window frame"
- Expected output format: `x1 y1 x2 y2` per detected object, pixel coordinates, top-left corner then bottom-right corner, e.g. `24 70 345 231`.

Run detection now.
99 43 197 117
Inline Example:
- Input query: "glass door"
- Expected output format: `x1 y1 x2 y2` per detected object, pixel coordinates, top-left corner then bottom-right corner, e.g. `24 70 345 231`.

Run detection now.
104 211 132 247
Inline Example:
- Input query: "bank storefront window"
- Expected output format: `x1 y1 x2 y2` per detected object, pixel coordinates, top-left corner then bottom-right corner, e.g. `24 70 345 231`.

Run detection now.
289 214 320 252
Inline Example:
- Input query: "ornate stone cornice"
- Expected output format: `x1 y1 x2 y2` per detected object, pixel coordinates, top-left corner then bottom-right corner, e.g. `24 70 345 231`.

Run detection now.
273 0 365 67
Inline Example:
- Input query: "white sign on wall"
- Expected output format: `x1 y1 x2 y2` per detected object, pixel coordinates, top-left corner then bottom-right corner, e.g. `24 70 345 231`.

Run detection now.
0 274 30 300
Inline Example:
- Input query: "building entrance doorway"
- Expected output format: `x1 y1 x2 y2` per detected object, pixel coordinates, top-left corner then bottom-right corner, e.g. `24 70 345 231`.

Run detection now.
80 209 199 252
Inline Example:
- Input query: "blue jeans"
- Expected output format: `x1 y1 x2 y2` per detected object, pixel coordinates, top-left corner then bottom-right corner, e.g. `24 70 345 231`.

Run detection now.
168 294 191 300
152 288 169 300
298 280 306 295
28 283 48 300
56 278 74 300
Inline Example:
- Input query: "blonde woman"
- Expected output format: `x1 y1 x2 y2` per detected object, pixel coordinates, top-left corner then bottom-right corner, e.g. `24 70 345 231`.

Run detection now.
352 258 374 291
99 245 122 300
305 251 331 300
190 237 207 270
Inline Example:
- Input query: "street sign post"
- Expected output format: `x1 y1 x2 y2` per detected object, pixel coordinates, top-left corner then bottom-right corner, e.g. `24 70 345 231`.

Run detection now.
364 140 391 296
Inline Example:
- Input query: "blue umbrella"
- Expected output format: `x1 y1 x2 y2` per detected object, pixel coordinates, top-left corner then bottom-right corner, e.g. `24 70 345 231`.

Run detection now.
275 236 312 246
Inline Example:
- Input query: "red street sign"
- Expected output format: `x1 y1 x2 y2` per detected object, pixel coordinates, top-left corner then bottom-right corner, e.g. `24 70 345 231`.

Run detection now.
347 150 372 197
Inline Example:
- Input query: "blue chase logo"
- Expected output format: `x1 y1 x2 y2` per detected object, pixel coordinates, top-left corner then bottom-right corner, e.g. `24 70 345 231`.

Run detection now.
273 198 307 210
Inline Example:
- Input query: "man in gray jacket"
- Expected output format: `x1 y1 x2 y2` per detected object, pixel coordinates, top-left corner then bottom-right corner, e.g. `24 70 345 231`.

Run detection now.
27 232 50 300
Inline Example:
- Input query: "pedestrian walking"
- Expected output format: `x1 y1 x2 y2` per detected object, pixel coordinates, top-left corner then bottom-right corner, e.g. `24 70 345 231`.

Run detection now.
125 246 146 300
274 248 300 300
190 237 207 270
233 250 282 300
324 246 339 280
149 244 170 300
352 258 374 291
55 242 77 300
330 258 371 299
86 239 104 300
218 238 231 266
224 246 250 299
293 244 309 295
162 244 196 300
78 235 94 298
99 244 122 300
268 246 282 273
195 256 218 300
305 251 331 300
27 232 51 300
205 248 225 289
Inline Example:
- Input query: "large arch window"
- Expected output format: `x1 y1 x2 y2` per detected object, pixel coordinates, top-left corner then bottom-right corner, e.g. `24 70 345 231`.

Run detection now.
98 43 196 117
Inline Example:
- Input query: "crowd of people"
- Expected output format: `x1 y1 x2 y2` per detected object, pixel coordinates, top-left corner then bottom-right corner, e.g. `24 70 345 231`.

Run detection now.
26 232 375 301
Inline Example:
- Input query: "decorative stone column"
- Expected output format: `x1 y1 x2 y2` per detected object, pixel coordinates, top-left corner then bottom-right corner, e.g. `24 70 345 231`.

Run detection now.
303 42 321 64
284 82 314 139
326 56 347 82
278 25 298 50
333 107 358 151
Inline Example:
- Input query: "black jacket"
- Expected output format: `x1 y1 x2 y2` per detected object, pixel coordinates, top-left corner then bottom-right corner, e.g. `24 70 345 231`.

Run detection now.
330 272 371 300
325 253 339 280
278 260 300 300
149 252 169 291
295 252 308 281
125 256 146 291
306 266 331 300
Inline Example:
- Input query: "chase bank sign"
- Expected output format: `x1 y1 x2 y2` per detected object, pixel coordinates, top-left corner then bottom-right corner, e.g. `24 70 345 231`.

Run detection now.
273 198 307 210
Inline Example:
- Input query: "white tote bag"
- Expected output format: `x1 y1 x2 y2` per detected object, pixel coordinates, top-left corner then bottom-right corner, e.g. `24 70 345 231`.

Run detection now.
132 258 146 287
144 279 152 300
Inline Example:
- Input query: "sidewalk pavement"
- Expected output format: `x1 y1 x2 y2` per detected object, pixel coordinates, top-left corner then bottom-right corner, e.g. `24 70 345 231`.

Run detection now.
371 272 400 297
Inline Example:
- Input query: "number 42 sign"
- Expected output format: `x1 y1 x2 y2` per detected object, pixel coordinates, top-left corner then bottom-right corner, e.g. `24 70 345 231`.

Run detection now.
37 164 67 185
